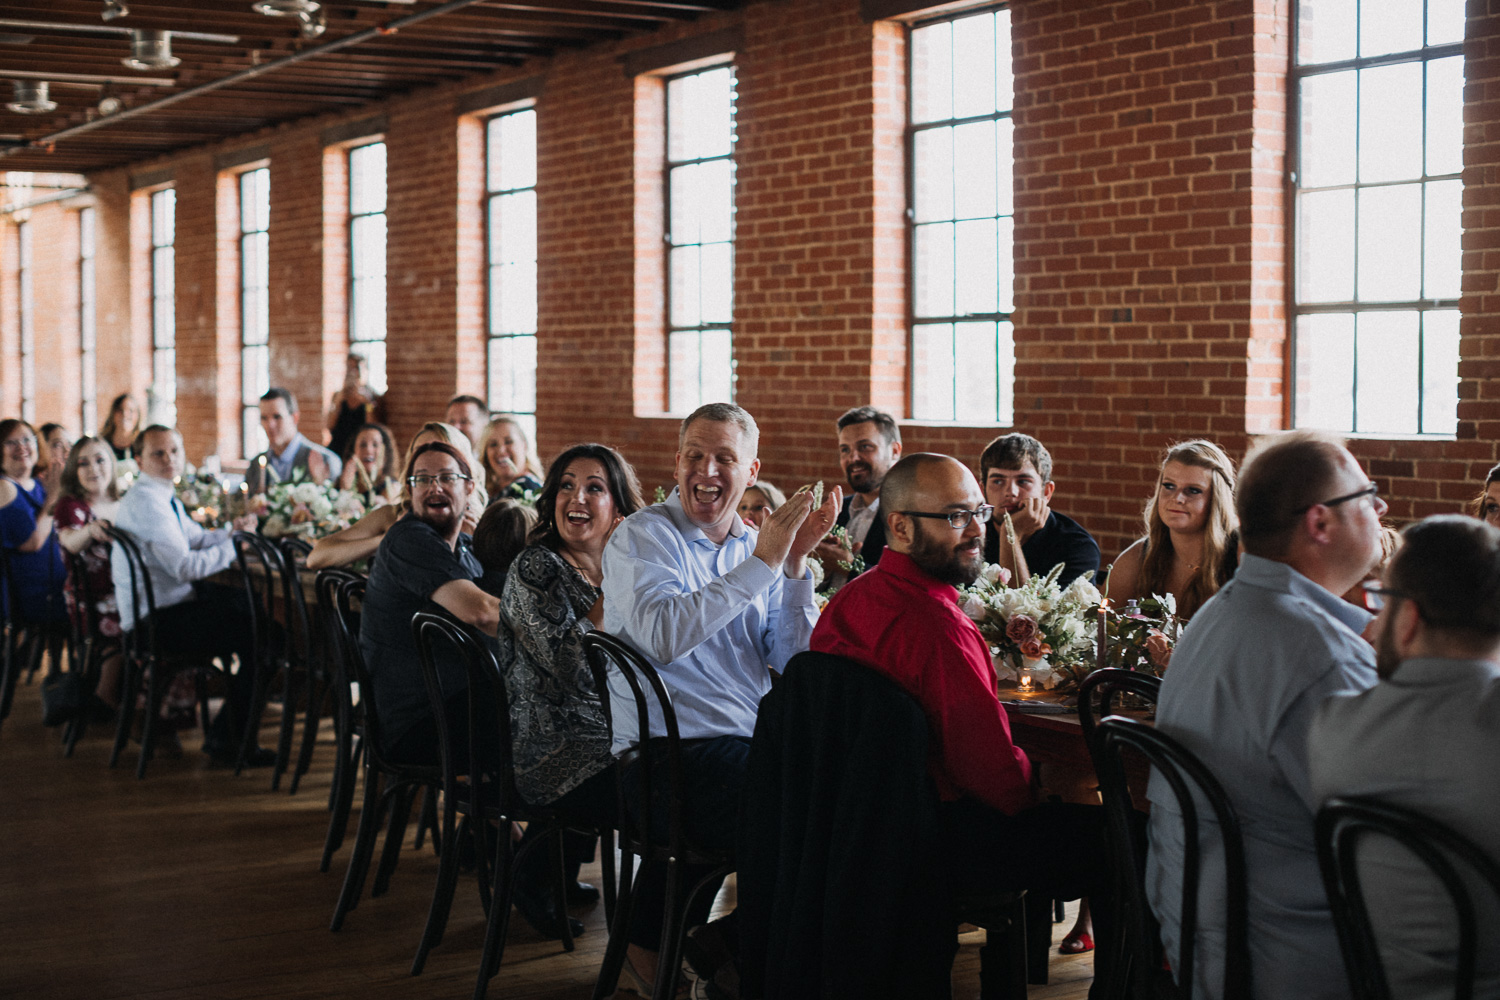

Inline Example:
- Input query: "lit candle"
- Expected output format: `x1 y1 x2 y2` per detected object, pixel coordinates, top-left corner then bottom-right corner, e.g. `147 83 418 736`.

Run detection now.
1097 599 1109 673
1019 672 1034 694
239 481 249 517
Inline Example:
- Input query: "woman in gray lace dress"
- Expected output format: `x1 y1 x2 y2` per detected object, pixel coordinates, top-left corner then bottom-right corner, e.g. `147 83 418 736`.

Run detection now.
499 442 643 936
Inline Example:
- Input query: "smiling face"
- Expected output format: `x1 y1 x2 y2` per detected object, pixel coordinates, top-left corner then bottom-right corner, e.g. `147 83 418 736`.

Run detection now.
983 459 1054 514
737 486 773 528
354 427 384 471
2 425 37 480
46 428 72 464
138 429 184 482
839 421 900 496
674 418 760 542
554 457 618 556
484 422 528 484
903 460 987 587
1156 460 1214 535
74 440 114 498
258 397 298 452
410 450 475 540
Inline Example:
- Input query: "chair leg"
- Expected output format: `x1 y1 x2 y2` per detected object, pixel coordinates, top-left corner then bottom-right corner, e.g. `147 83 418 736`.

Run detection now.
591 853 643 1000
270 661 299 791
331 768 387 931
288 674 330 795
600 828 617 928
234 656 273 776
62 639 98 757
411 803 466 976
414 785 441 854
554 828 576 953
1025 891 1052 985
653 858 684 1000
320 733 362 872
473 821 519 1000
109 657 140 769
976 903 1029 1000
373 783 418 899
136 662 163 780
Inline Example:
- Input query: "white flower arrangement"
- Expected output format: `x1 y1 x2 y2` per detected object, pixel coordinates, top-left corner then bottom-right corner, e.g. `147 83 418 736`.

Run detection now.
957 562 1103 691
252 470 367 540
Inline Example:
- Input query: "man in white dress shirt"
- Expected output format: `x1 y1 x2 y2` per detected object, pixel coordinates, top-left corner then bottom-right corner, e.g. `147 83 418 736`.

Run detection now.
1147 429 1385 999
112 425 270 765
1309 515 1500 1000
601 402 838 991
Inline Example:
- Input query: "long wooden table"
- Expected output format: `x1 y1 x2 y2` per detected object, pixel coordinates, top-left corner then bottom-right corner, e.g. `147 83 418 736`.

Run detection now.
1004 700 1153 806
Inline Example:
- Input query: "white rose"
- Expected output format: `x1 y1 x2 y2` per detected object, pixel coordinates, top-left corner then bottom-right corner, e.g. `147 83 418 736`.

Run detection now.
309 495 334 519
961 594 987 621
807 559 825 589
293 482 322 505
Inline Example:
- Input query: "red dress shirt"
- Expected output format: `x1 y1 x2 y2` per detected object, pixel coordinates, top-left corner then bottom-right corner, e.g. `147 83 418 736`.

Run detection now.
810 549 1034 815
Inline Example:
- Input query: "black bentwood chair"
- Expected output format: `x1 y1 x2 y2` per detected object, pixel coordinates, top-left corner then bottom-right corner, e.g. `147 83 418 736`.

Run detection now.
582 630 734 1000
269 536 320 792
409 610 611 995
59 548 108 756
315 566 365 870
231 529 289 776
1317 797 1500 1000
328 578 445 932
1078 668 1249 1000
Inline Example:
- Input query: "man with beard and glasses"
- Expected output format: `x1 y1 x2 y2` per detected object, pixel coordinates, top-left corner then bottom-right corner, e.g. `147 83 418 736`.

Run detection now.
810 453 1120 997
814 407 901 586
1309 515 1500 1000
1148 430 1385 1000
359 442 501 768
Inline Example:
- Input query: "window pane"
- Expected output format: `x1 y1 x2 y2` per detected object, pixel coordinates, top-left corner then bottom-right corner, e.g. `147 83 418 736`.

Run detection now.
153 349 177 402
1356 310 1420 434
668 67 733 162
1426 56 1464 176
1297 0 1357 65
352 276 386 343
1423 178 1462 300
152 189 175 246
913 128 954 224
1427 0 1464 45
670 245 702 329
995 10 1013 114
1300 71 1357 188
1356 183 1422 302
242 344 270 405
996 118 1014 218
1295 313 1355 430
498 189 537 264
489 109 537 193
240 168 269 233
349 143 387 215
699 243 733 325
668 331 703 413
911 19 952 124
699 328 733 405
1360 0 1424 58
951 12 998 120
351 340 386 395
1358 62 1424 183
1298 189 1356 303
954 322 999 425
953 120 998 221
490 333 538 415
912 324 956 421
914 222 955 319
1421 309 1460 434
498 261 537 336
244 410 267 458
351 214 387 281
954 218 999 317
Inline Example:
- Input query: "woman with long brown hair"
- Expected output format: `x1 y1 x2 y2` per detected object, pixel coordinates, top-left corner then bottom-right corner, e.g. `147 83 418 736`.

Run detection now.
98 394 141 462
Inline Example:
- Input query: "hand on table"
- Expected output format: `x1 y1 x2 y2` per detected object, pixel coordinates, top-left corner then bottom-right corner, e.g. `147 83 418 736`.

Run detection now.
231 513 259 533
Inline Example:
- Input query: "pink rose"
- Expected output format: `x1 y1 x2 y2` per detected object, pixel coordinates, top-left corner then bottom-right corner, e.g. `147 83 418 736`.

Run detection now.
1005 614 1040 644
1019 637 1046 660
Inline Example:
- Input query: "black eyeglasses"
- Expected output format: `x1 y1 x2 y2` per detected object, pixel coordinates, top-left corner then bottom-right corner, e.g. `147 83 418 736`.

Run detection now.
408 472 471 488
1299 481 1379 513
1360 582 1410 612
899 505 994 530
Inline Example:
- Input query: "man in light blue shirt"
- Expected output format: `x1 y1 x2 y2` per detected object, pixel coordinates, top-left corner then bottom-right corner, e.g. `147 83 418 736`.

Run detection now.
246 387 341 492
1147 430 1385 1000
602 402 838 993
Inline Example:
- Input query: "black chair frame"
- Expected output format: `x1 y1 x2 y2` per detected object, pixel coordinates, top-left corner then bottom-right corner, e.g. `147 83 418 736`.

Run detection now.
315 566 366 871
1317 796 1500 1000
0 544 69 734
58 547 109 756
1078 668 1249 1000
268 536 320 792
582 630 733 1000
231 529 291 775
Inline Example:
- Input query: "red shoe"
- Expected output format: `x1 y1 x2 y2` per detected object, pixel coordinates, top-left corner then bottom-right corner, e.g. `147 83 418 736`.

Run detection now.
1059 930 1094 955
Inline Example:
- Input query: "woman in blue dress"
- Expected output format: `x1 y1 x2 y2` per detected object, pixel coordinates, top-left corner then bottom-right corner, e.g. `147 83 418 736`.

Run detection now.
0 418 67 654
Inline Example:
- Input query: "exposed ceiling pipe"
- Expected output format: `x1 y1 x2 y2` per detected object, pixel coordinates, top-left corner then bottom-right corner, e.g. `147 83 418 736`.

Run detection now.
0 0 496 161
0 19 239 44
0 187 90 214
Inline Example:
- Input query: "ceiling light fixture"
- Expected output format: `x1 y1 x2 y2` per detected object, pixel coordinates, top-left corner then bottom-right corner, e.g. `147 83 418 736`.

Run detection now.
96 83 121 116
123 29 179 70
7 81 57 114
100 0 129 21
251 0 326 39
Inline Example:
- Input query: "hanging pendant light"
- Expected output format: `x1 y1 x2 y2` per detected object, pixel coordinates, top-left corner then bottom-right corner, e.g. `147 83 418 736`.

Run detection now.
123 29 180 70
6 81 57 114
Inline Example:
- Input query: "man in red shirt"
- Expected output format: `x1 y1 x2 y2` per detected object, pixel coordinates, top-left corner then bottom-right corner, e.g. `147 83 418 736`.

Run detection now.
811 453 1118 993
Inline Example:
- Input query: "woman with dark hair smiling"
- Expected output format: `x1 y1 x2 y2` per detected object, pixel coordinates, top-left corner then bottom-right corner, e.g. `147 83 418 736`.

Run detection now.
498 443 642 940
335 422 399 499
98 394 141 463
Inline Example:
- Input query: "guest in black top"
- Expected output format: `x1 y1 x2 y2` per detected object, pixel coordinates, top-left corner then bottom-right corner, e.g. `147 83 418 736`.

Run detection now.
978 432 1100 587
471 498 536 596
358 441 500 765
325 354 384 460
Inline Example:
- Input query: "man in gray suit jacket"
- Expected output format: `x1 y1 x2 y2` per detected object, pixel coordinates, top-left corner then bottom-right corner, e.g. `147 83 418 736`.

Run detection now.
246 387 342 493
1310 514 1500 1000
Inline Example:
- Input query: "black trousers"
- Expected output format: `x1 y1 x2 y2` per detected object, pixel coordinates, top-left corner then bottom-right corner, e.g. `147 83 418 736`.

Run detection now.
148 583 259 746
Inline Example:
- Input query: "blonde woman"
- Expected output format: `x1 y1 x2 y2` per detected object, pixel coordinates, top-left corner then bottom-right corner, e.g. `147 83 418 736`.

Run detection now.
477 416 544 501
306 422 487 570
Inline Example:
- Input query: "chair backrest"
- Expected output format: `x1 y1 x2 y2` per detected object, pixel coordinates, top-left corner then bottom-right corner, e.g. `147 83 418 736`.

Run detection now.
62 549 97 650
1317 796 1500 1000
103 525 158 658
275 537 315 666
1077 668 1249 1000
233 530 283 665
411 609 519 812
581 629 684 855
330 577 387 756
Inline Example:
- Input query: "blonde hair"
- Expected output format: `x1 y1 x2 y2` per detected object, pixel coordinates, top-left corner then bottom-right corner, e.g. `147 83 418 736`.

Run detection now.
477 416 545 495
398 421 488 511
1140 440 1238 619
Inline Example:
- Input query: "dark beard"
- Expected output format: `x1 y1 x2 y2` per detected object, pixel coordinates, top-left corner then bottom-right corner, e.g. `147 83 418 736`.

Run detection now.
416 502 463 538
1374 614 1402 680
846 463 880 494
909 520 983 587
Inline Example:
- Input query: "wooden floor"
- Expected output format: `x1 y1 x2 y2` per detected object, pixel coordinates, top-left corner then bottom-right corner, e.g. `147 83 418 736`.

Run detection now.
0 678 1096 999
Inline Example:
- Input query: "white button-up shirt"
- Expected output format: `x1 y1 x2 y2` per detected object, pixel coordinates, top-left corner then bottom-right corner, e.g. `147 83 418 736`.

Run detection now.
601 488 816 753
111 473 238 628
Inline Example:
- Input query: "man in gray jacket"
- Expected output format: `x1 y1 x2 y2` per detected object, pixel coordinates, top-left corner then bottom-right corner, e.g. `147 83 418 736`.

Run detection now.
246 387 341 492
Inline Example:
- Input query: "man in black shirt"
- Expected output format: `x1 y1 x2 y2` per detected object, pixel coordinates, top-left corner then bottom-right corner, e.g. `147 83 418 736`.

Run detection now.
978 432 1100 587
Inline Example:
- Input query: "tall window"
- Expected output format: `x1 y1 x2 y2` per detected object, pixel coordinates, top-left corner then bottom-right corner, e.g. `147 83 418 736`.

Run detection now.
486 107 538 443
348 142 387 394
666 65 736 413
239 167 271 458
17 220 33 423
909 7 1015 425
1293 0 1464 435
79 208 97 432
150 187 176 427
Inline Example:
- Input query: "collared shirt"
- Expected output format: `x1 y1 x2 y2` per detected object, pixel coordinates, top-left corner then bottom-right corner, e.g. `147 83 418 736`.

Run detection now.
811 549 1033 815
1309 657 1500 1000
1146 553 1376 1000
845 493 879 549
249 433 343 492
111 473 238 627
601 487 816 753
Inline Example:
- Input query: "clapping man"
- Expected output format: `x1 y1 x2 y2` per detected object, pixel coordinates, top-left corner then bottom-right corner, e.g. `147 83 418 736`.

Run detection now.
814 406 901 586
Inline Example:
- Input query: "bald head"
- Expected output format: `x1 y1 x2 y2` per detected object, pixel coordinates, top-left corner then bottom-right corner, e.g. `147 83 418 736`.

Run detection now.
882 453 972 521
883 453 987 586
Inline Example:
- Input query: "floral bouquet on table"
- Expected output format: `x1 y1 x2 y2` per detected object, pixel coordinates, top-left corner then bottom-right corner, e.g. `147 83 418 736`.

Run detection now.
1100 591 1179 676
113 455 139 496
175 467 229 528
958 562 1103 692
253 472 368 540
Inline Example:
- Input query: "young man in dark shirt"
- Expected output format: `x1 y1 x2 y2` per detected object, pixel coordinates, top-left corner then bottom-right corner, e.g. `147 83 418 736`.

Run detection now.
978 432 1100 586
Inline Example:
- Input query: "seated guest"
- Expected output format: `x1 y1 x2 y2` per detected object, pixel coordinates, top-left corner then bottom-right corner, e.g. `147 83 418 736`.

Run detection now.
814 406 901 586
501 443 643 937
40 423 72 481
1310 515 1500 1000
306 422 485 571
110 425 269 765
811 453 1118 997
245 388 342 493
99 393 141 463
979 432 1100 586
602 402 836 991
335 422 399 499
0 418 67 628
1148 430 1385 1000
472 499 536 595
1107 440 1240 620
1470 462 1500 528
325 353 385 460
445 394 489 449
358 441 500 767
736 481 785 529
478 416 544 501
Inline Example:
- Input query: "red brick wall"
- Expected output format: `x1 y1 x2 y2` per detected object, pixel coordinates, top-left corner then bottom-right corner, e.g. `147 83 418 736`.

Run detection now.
0 0 1495 561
